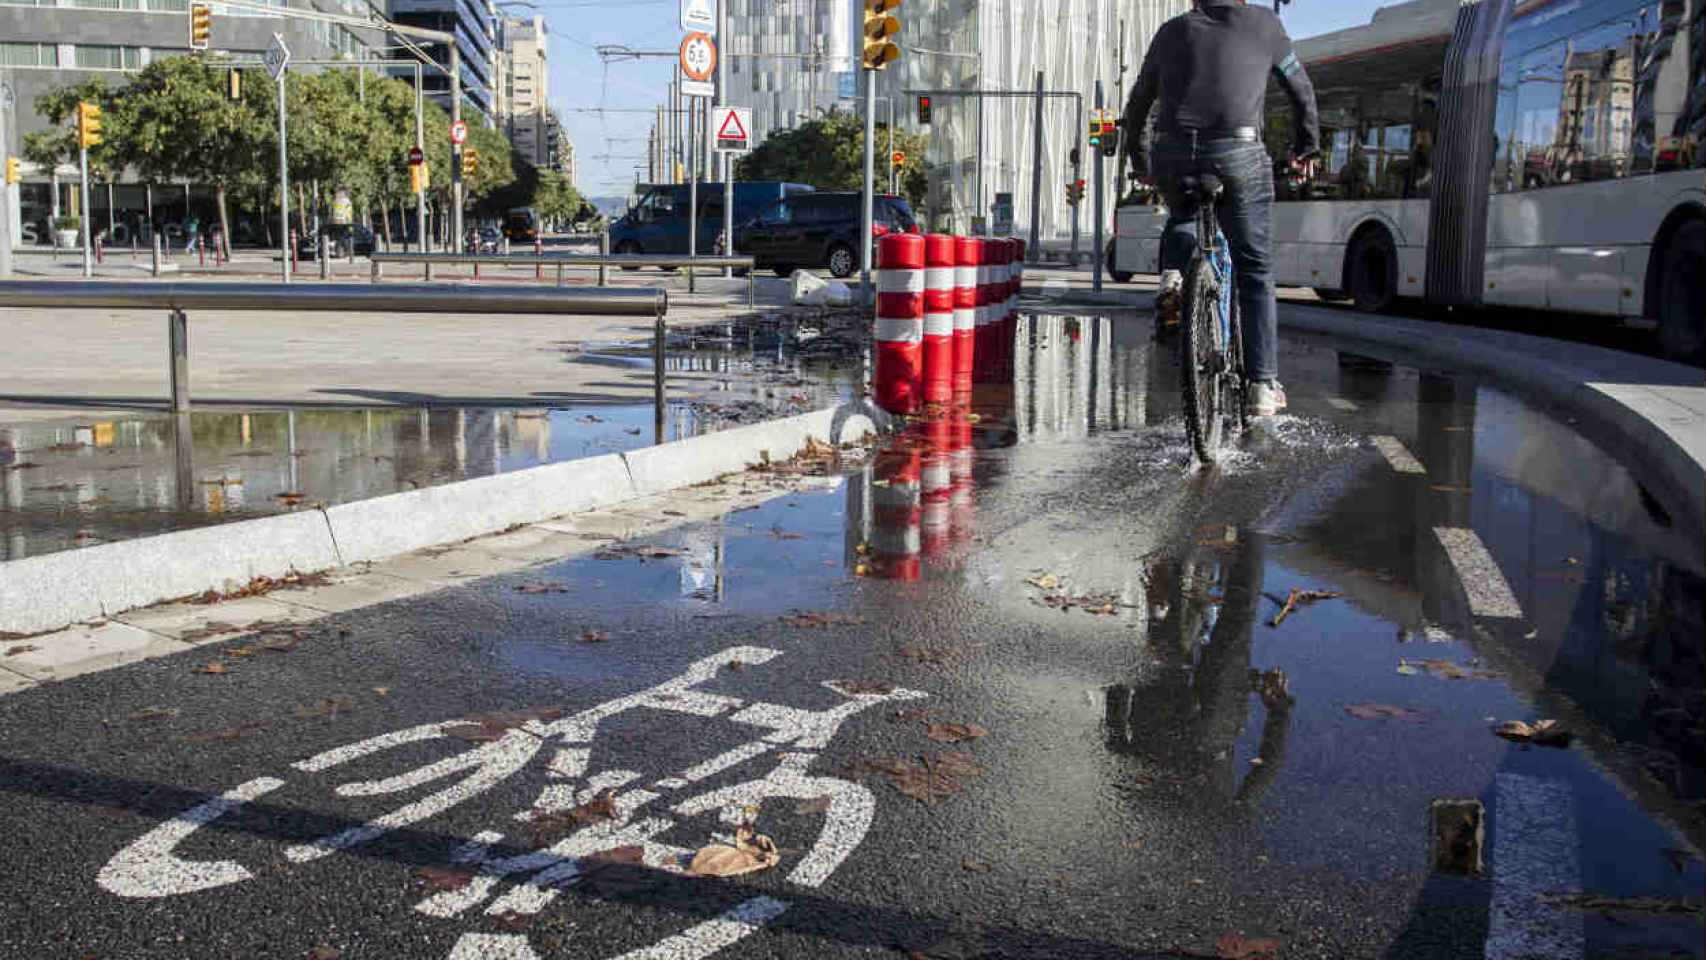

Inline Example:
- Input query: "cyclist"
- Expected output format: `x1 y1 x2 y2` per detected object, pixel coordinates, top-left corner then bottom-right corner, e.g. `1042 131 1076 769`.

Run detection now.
1122 0 1320 417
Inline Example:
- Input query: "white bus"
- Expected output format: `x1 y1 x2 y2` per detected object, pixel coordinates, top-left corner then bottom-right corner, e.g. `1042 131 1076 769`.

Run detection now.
1114 0 1705 362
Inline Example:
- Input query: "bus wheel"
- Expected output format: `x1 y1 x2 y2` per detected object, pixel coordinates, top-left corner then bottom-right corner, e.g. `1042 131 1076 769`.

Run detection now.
1656 219 1703 364
616 241 642 271
1347 229 1397 314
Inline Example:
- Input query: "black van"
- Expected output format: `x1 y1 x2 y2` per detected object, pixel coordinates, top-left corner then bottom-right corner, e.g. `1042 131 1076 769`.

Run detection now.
734 192 919 278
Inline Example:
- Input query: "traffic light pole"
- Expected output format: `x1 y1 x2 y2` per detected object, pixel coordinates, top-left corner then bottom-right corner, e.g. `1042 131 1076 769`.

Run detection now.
861 68 876 305
79 144 92 278
2 83 15 279
1093 79 1104 294
450 43 463 251
719 0 732 280
277 67 290 283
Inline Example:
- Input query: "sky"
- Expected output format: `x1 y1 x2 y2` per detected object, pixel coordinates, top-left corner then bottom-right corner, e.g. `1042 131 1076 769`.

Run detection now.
545 0 1386 199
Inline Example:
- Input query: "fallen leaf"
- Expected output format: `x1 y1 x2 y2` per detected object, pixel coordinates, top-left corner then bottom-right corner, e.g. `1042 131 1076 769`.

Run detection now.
1026 573 1062 590
4 644 40 657
412 866 474 892
1493 719 1573 747
293 695 356 720
530 791 619 845
446 707 565 742
835 679 895 696
372 686 391 697
1399 658 1500 681
579 630 610 644
179 621 241 643
960 856 992 874
898 645 960 666
925 722 988 744
192 662 231 675
1124 838 1145 850
1214 933 1283 959
128 706 180 721
584 845 646 866
926 751 985 779
780 610 865 629
687 826 780 877
1269 587 1343 627
890 707 935 724
307 947 341 960
516 581 570 595
1345 703 1428 723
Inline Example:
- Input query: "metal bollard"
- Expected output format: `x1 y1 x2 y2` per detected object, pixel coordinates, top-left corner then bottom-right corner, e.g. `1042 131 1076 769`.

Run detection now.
653 312 667 444
151 233 163 277
289 231 298 275
598 229 610 286
95 238 104 265
168 308 190 413
556 263 564 287
371 258 381 283
319 231 330 280
535 236 543 281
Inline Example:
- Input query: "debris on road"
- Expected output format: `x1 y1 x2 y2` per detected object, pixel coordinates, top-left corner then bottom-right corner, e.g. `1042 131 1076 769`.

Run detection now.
780 610 866 629
1397 658 1501 680
515 581 571 594
1493 718 1573 747
1270 587 1343 627
687 826 780 877
924 721 988 744
1344 703 1428 723
446 706 565 743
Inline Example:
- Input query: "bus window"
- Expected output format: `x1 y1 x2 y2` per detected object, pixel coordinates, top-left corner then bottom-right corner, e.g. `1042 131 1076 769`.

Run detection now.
634 190 680 223
1633 0 1698 173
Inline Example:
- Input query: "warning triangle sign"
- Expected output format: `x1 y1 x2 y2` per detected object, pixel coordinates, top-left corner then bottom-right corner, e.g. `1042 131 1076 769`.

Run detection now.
716 110 747 142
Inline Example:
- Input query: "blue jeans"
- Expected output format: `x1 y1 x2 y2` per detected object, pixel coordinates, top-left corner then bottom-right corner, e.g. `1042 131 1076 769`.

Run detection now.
1153 139 1278 382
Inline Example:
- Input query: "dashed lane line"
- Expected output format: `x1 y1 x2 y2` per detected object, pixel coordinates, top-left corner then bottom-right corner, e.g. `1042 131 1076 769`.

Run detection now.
1372 436 1427 475
1434 527 1524 620
1326 397 1358 411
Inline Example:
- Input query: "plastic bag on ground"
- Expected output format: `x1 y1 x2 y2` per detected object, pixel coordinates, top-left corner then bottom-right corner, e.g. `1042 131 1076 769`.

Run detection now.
792 270 853 306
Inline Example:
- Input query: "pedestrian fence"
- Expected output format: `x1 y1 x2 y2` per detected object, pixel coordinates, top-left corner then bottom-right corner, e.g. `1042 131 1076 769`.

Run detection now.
369 252 758 308
874 233 1025 416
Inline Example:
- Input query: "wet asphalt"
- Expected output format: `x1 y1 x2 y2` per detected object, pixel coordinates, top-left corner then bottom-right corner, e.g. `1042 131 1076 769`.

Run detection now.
1 314 1702 960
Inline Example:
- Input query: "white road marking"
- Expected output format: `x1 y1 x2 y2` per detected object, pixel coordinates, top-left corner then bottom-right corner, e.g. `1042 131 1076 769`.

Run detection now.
1326 397 1358 411
447 933 552 960
672 740 774 786
612 896 790 960
1486 773 1584 960
1372 436 1427 475
96 777 285 898
1434 527 1524 620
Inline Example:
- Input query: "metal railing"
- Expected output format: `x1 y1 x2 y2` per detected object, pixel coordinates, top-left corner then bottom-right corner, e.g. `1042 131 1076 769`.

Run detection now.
370 252 758 306
0 281 672 430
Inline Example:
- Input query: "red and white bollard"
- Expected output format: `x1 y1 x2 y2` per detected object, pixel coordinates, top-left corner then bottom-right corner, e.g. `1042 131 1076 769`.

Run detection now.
535 235 544 281
976 238 999 382
953 236 977 399
870 439 923 582
874 233 926 415
922 234 956 407
1001 238 1019 380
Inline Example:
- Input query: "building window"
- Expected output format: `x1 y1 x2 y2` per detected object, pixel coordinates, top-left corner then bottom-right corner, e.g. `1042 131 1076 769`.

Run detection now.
74 44 144 70
0 41 59 67
0 0 51 7
69 0 144 9
149 0 190 10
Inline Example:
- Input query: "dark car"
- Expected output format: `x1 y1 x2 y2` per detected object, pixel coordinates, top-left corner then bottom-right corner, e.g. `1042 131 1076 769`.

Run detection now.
298 224 376 259
735 193 918 278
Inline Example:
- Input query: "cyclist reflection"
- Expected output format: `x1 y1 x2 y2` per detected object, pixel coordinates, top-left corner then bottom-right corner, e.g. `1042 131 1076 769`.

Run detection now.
1105 530 1293 807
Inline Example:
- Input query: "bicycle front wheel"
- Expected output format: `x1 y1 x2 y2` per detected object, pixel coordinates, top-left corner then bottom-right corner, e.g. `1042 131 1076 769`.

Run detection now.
1179 255 1226 464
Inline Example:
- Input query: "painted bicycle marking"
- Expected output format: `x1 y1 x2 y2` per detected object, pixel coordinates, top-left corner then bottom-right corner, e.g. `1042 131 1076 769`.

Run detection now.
98 646 925 959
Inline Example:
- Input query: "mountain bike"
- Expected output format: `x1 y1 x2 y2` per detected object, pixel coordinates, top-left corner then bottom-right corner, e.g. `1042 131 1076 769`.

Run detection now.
1176 172 1249 465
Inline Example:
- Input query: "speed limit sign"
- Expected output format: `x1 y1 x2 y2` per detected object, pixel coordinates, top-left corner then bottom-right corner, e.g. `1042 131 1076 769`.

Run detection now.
449 120 468 145
679 32 716 83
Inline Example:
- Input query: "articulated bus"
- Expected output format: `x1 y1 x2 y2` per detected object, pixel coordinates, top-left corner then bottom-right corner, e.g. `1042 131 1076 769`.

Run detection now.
1115 0 1705 362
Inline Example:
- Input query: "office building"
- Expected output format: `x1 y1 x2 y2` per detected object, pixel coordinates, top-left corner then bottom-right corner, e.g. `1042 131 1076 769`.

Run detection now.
385 0 497 124
721 0 1186 242
496 14 547 167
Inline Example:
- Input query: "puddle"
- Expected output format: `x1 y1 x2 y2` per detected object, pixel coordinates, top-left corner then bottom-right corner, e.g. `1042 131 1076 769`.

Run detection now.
496 310 1703 956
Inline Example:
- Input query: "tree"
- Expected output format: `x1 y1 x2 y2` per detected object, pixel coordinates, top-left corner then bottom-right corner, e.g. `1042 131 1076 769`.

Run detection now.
118 56 271 251
735 112 928 204
22 77 127 230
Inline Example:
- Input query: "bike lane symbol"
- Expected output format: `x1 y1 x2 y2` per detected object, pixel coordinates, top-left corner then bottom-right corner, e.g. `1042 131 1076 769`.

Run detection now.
98 645 927 959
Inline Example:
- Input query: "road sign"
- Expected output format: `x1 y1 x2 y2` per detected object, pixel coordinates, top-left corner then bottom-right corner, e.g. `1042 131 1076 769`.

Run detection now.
450 120 468 145
712 105 751 153
682 79 714 98
407 146 423 165
679 32 716 82
263 33 290 81
680 0 715 34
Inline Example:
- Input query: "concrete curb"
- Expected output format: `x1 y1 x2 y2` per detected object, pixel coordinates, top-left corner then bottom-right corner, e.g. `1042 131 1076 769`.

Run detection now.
0 403 883 636
1278 304 1705 529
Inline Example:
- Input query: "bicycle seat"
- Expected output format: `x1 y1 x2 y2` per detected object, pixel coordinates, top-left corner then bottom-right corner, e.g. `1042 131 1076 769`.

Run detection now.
1177 173 1225 200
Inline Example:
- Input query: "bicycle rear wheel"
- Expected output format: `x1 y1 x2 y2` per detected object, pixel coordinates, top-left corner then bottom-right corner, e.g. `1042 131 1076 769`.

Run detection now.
1179 255 1225 464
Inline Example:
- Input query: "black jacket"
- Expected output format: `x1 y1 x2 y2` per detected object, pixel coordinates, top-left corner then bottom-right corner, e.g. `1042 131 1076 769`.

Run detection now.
1122 0 1320 170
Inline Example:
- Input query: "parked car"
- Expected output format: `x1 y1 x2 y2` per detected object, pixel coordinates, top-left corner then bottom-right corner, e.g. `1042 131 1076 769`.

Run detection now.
465 226 502 254
734 192 919 278
609 181 813 266
297 224 376 259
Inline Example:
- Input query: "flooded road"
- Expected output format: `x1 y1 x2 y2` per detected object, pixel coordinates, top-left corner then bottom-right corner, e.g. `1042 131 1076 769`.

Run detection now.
0 313 1699 959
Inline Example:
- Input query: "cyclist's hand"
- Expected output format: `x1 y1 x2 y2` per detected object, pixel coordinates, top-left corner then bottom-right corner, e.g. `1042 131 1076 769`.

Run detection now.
1287 152 1320 182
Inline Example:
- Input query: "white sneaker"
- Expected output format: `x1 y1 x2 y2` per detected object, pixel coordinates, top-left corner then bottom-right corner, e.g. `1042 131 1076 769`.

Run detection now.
1247 380 1288 417
1155 269 1183 331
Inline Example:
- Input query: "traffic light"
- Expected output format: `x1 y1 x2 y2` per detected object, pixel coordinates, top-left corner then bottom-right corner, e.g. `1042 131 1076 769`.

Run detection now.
188 2 211 51
1065 180 1085 206
4 156 20 185
862 0 901 71
891 151 905 168
462 148 478 178
1088 111 1105 150
410 162 429 193
77 101 103 150
227 67 242 102
916 95 931 125
1100 118 1121 158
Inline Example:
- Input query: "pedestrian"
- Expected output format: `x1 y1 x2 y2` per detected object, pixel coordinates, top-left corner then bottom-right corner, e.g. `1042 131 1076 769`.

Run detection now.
183 214 201 256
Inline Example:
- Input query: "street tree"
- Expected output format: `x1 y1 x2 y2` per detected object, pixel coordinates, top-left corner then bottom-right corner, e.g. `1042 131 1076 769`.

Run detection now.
735 112 927 204
22 77 127 233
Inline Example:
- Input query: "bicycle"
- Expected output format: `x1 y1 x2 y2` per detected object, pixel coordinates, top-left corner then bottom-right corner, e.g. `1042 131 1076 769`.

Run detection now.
1175 172 1249 465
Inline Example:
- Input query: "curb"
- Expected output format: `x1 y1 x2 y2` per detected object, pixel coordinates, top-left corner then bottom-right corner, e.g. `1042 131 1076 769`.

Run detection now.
0 403 883 636
1277 304 1705 529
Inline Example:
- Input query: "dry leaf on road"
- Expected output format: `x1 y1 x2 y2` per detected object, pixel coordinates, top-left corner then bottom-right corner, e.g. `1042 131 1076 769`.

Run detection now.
412 866 474 893
1214 933 1283 959
687 827 780 878
1345 703 1428 723
925 722 988 744
1493 719 1573 747
128 706 180 722
191 662 231 675
529 791 620 846
447 707 565 743
834 679 896 696
1398 658 1500 681
307 947 341 960
960 856 992 874
781 610 866 629
1026 573 1062 590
